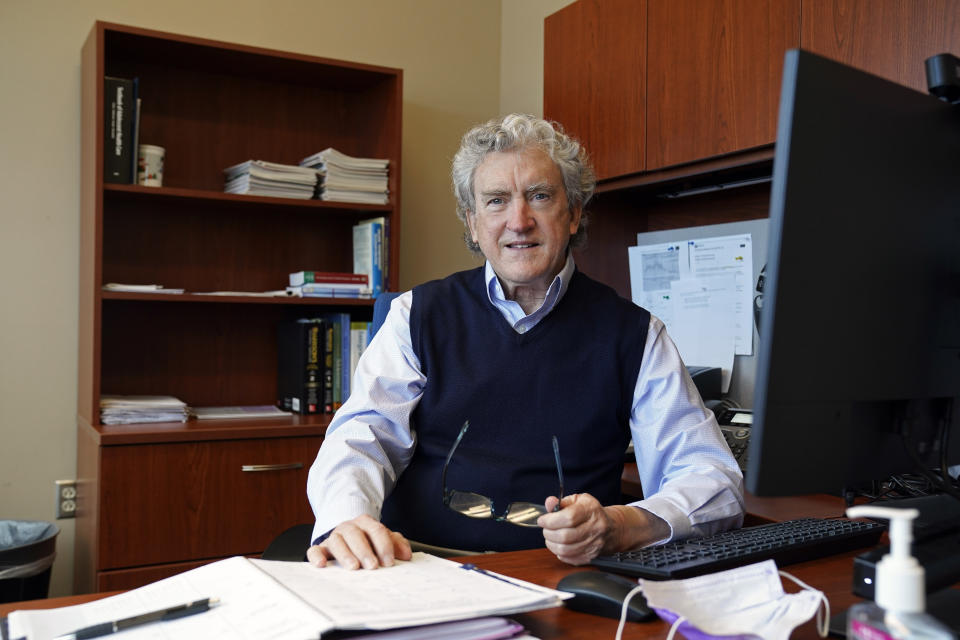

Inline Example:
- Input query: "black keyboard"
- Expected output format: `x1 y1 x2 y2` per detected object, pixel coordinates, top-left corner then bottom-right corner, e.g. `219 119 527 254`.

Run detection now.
591 517 885 580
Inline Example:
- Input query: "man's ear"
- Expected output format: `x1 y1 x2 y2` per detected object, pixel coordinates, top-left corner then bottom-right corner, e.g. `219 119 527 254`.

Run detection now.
568 206 582 236
465 210 479 243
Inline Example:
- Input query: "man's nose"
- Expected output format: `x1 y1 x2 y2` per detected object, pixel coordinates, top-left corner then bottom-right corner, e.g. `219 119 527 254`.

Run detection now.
506 200 535 232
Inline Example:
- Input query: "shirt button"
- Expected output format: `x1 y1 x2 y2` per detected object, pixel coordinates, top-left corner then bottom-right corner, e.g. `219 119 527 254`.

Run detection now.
517 325 527 334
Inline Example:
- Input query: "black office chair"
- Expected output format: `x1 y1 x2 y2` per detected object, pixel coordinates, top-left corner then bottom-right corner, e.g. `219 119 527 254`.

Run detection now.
263 292 400 562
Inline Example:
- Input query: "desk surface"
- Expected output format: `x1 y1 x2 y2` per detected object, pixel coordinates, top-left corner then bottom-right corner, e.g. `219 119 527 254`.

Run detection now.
1 547 865 639
0 493 873 638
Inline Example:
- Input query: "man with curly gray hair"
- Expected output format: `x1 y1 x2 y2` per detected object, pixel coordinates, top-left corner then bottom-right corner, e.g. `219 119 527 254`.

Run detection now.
307 114 744 571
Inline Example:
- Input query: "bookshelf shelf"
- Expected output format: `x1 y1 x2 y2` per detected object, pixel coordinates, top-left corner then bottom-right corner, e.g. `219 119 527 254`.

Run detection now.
76 21 402 593
102 291 376 306
104 182 395 213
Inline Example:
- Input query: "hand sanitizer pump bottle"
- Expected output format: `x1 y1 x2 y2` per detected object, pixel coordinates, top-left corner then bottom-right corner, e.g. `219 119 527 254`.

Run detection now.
845 506 956 639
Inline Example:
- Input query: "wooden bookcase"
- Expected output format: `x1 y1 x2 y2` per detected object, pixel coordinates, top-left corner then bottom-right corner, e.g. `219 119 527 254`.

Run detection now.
75 21 402 593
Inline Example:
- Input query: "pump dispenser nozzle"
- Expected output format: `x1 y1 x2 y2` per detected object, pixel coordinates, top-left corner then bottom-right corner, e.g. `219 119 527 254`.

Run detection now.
846 506 924 614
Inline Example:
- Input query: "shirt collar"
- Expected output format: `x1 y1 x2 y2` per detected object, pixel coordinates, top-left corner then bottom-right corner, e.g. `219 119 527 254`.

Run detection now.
483 254 575 319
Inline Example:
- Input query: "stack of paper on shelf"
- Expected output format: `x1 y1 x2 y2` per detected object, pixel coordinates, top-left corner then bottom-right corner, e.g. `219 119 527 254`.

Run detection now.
300 148 389 205
100 395 189 425
190 405 292 420
224 160 320 199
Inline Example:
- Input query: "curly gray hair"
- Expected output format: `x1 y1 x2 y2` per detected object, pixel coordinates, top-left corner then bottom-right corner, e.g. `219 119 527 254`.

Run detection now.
451 113 596 254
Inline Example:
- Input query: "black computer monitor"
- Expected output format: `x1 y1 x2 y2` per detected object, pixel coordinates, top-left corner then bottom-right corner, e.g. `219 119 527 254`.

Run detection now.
747 49 960 497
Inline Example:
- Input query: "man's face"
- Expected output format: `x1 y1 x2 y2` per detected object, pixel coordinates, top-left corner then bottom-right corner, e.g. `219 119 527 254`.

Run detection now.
466 148 581 300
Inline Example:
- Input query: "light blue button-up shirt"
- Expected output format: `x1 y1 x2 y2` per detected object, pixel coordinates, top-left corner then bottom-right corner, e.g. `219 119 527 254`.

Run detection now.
307 256 744 546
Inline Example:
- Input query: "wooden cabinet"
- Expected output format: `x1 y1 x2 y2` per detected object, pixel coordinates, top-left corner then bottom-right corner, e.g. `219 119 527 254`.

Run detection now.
545 0 958 181
76 421 322 592
646 0 800 170
800 0 960 93
545 0 959 296
544 0 647 179
76 22 402 593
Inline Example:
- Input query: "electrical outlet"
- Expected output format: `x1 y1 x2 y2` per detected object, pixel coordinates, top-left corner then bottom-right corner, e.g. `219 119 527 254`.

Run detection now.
55 479 77 519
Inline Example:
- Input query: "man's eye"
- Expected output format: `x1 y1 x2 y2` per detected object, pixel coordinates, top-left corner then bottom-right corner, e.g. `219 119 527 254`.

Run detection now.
532 192 549 201
487 197 505 206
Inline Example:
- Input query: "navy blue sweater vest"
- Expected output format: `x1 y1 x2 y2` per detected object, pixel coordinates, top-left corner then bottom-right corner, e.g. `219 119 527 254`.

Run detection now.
380 267 650 551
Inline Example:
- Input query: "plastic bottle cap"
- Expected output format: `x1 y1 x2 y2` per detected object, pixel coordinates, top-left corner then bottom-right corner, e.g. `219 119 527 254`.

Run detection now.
846 505 924 613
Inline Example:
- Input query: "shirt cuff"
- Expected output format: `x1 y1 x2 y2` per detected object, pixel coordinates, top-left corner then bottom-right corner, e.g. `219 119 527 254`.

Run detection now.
627 496 693 544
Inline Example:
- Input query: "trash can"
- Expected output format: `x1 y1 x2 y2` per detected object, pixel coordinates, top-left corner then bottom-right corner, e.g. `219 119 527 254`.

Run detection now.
0 520 59 603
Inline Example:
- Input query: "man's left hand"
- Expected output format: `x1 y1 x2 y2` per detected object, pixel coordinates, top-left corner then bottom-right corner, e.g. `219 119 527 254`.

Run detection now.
538 493 669 565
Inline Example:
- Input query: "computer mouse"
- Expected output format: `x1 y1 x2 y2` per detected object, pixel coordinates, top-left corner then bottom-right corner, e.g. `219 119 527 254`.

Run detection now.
556 570 656 622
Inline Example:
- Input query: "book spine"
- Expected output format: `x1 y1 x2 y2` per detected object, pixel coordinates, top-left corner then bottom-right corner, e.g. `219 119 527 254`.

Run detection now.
349 320 370 399
290 271 369 287
338 313 351 405
306 322 322 414
103 76 134 184
358 217 387 295
370 222 384 297
330 317 342 411
322 322 334 413
277 320 321 414
130 77 140 184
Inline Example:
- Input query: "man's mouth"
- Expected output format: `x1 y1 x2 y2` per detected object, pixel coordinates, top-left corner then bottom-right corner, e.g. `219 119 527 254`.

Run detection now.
506 242 538 249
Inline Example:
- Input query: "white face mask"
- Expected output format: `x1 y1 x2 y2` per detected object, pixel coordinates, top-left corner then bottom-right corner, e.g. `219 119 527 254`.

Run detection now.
637 560 829 640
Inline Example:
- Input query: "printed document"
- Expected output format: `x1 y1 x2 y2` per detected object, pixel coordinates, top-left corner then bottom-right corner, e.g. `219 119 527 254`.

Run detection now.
629 233 754 390
7 554 568 640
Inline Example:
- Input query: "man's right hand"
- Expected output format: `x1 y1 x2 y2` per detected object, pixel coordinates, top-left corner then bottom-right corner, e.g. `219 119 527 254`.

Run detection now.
306 514 412 570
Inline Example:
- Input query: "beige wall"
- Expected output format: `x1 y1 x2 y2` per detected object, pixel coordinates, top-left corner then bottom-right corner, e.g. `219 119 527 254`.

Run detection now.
0 0 572 597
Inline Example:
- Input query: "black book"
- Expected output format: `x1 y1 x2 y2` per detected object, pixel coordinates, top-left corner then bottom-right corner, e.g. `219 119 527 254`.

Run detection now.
277 319 324 415
321 321 335 413
103 76 134 184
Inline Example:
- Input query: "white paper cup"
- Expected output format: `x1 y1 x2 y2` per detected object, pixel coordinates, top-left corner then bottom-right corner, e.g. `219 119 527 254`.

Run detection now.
138 144 165 187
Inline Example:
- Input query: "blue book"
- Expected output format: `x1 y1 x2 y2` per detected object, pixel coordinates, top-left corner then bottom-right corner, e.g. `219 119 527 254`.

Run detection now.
352 221 384 297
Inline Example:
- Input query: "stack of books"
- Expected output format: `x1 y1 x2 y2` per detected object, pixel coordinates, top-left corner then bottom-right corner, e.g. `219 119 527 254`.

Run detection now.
300 148 389 205
223 160 320 199
100 395 189 425
286 271 372 299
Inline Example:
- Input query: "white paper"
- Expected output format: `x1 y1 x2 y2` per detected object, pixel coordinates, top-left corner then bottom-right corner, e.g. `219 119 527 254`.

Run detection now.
8 554 567 640
668 278 737 392
628 233 754 391
685 234 754 356
253 554 567 629
8 556 331 640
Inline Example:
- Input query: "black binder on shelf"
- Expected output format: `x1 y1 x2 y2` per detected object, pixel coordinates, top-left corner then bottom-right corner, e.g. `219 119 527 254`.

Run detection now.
103 76 134 184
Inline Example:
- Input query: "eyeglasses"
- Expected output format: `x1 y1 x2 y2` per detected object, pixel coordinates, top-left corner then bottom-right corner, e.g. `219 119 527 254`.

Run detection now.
441 420 564 528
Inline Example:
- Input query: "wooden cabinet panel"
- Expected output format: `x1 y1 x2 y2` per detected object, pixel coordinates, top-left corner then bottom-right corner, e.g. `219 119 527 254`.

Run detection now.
98 436 320 569
646 0 800 170
97 558 218 592
544 0 646 180
801 0 960 94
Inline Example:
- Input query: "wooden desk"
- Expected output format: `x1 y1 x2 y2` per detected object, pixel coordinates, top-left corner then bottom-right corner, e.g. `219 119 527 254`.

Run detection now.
621 462 851 525
1 548 866 639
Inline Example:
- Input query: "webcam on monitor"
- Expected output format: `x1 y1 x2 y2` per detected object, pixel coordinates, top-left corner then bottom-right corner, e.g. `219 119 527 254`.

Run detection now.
926 53 960 104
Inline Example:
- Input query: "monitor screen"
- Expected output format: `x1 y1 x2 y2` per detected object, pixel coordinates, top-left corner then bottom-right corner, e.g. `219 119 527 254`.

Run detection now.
747 49 960 497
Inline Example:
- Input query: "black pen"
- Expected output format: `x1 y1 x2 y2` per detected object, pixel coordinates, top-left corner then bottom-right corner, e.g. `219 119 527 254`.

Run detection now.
53 597 219 640
460 564 544 594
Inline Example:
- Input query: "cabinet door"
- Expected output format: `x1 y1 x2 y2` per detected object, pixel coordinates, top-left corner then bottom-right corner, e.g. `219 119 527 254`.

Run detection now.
544 0 647 180
646 0 800 170
98 436 321 569
801 0 960 94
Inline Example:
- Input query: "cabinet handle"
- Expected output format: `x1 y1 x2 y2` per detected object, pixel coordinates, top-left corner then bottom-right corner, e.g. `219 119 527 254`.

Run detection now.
241 463 304 472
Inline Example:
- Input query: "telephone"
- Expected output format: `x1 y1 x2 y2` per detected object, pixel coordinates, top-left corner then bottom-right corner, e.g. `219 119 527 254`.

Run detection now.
716 408 752 474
